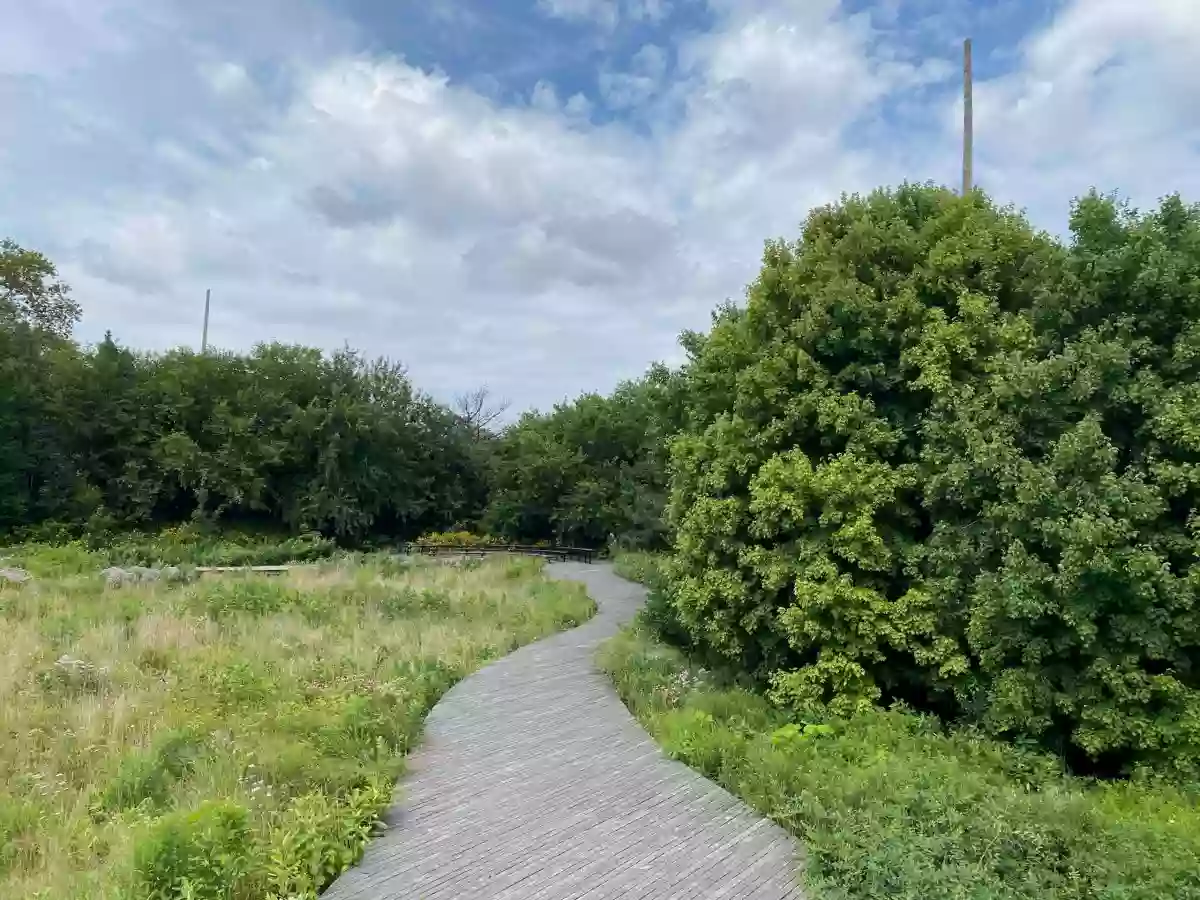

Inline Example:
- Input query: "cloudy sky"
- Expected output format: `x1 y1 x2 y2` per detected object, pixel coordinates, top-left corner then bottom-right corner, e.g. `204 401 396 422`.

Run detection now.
2 0 1198 413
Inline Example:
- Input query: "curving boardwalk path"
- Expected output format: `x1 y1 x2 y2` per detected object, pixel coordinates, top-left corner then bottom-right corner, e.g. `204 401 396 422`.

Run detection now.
323 562 804 900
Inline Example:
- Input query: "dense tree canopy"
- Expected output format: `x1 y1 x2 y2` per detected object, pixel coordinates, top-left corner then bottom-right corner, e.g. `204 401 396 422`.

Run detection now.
0 323 487 541
0 235 665 548
0 238 81 337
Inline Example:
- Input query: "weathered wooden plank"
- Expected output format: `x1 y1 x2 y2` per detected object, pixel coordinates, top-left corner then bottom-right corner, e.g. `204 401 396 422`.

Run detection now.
321 562 804 900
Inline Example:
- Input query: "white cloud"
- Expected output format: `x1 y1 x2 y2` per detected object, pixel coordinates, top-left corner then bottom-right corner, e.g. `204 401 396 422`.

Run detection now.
950 0 1200 228
536 0 619 30
1 0 1199 414
201 60 253 97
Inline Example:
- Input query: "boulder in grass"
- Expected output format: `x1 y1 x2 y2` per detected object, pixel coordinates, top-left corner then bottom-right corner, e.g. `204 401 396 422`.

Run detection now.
0 567 31 585
103 565 191 587
132 566 161 584
101 566 135 588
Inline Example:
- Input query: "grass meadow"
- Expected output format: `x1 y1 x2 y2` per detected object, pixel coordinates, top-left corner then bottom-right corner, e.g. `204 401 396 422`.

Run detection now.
0 545 593 899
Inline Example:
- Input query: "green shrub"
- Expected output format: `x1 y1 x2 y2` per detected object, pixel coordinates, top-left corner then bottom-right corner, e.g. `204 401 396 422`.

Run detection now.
613 552 693 646
665 184 1200 774
262 781 390 899
188 580 292 619
134 801 250 900
95 729 205 814
416 530 505 547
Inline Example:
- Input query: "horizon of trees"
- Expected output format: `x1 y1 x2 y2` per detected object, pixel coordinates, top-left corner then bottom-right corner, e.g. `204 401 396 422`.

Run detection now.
0 235 682 546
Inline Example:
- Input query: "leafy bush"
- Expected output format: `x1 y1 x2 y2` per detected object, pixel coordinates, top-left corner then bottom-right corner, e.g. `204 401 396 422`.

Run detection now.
134 801 250 900
188 580 294 620
612 551 692 647
600 623 1200 900
95 729 205 813
1 294 488 543
262 781 390 899
665 184 1200 774
415 531 506 547
483 368 688 548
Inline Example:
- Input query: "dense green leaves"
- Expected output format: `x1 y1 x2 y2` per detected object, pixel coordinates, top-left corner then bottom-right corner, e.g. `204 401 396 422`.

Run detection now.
483 365 687 548
1 238 81 337
664 184 1200 775
0 272 484 541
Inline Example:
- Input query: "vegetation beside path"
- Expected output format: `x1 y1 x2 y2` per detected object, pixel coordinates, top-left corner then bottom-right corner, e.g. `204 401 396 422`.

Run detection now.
602 554 1200 900
0 542 593 900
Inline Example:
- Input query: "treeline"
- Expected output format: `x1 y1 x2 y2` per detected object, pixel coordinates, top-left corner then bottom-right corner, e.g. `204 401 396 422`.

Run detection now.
0 238 678 546
0 334 488 540
7 183 1200 775
482 366 687 549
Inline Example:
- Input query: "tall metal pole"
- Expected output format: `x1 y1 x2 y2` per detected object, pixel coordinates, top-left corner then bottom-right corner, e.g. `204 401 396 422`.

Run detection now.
201 288 211 353
963 37 973 196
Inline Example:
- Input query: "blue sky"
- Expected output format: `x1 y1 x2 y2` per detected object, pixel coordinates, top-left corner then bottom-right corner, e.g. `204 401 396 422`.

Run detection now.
2 0 1198 413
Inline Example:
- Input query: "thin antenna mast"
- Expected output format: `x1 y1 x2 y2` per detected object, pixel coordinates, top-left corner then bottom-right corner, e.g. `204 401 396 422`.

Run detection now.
201 288 211 353
963 37 973 196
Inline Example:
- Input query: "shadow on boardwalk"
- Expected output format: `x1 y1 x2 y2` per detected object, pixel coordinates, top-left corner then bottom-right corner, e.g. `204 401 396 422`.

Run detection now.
322 562 804 900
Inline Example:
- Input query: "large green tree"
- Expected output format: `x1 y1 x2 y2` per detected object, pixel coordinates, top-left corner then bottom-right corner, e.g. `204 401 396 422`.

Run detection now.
1 238 81 337
663 185 1200 775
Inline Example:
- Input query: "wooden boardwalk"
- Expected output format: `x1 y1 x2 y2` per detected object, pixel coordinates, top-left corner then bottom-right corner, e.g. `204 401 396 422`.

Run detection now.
322 562 804 900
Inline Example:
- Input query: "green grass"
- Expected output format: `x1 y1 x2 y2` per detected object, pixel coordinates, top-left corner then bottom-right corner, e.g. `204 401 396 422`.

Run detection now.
610 550 664 587
600 619 1200 900
1 524 339 578
0 551 594 899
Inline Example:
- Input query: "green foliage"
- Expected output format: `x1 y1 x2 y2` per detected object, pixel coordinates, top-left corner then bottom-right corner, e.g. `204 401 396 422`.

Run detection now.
601 623 1200 900
134 801 250 900
262 781 390 899
2 527 339 579
0 238 81 337
484 365 688 548
0 796 39 876
663 184 1200 774
610 551 665 587
415 530 508 547
0 264 487 542
612 551 692 647
95 729 205 814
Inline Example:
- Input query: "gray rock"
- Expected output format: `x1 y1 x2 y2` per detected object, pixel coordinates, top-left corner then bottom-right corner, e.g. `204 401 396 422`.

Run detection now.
133 566 161 583
0 567 31 585
101 566 133 588
103 565 190 587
